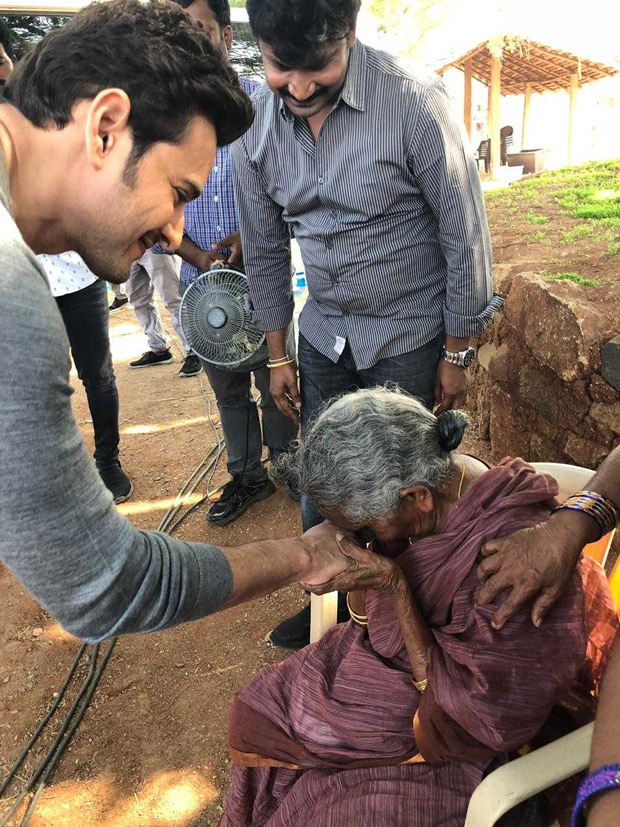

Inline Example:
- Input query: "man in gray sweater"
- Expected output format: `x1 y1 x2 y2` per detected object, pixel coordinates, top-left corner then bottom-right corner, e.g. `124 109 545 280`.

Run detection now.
0 0 349 643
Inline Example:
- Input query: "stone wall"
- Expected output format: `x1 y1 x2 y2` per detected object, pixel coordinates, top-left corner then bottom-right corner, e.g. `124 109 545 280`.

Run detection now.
469 271 620 469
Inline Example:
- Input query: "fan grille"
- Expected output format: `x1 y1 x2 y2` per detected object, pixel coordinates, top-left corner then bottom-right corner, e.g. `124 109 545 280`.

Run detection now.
179 269 265 367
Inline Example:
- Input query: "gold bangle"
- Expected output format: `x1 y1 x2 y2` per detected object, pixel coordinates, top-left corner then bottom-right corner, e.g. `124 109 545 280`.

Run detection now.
346 593 368 626
412 677 428 692
267 358 296 369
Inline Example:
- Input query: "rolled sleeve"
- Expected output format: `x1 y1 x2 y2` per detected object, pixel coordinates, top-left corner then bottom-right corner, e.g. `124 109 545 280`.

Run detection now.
231 137 294 333
409 77 498 337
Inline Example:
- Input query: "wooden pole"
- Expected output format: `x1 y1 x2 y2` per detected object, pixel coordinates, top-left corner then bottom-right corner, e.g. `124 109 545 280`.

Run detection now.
522 83 532 149
490 54 501 174
568 73 579 165
464 58 473 138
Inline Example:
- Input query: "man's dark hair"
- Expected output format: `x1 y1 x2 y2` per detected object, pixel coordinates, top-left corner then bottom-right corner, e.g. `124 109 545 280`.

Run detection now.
246 0 361 65
176 0 231 32
4 0 252 167
0 18 15 61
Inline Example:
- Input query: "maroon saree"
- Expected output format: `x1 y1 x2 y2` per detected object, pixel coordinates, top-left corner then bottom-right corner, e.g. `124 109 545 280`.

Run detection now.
221 459 618 827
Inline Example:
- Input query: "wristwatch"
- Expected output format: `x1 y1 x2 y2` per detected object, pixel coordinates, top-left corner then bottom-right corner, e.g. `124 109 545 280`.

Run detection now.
441 346 476 368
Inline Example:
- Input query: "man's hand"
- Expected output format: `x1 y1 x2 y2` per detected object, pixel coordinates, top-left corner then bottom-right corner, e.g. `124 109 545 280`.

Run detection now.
196 249 225 273
476 516 585 629
434 360 467 414
269 363 301 422
297 522 355 587
301 535 403 594
211 231 243 267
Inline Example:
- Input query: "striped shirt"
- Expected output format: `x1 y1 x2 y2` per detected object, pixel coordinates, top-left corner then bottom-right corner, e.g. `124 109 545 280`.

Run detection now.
180 76 259 285
232 41 500 369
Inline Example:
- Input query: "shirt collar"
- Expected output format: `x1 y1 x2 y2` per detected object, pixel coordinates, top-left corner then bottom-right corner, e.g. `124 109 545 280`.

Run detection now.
278 39 367 122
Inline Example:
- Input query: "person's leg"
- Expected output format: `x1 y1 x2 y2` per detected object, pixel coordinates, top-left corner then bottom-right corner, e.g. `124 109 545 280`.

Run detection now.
298 335 361 531
146 251 192 354
201 361 275 525
359 335 444 409
109 281 128 312
55 280 132 502
125 257 172 360
253 366 299 460
269 335 360 648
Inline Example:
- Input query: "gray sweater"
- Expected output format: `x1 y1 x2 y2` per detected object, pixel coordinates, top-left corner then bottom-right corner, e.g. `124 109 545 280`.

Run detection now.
0 151 232 642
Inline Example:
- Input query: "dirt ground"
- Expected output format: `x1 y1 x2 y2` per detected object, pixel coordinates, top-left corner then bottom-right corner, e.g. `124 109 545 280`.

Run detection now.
0 296 495 826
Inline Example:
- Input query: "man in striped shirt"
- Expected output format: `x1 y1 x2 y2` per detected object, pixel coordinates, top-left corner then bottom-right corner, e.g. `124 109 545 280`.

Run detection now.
174 0 298 525
235 0 501 647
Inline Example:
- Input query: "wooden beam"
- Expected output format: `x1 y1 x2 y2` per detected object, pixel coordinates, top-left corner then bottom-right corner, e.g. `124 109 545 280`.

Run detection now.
489 54 502 174
568 72 579 165
522 83 532 148
464 58 473 138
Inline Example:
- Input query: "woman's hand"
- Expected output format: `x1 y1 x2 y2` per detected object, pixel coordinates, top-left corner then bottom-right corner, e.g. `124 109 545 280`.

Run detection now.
297 523 356 588
301 535 403 594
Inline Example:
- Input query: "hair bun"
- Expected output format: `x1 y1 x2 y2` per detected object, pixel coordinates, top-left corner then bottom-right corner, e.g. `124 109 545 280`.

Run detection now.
437 409 470 452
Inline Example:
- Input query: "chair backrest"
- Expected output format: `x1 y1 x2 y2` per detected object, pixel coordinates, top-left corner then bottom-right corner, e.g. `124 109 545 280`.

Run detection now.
478 139 490 158
531 462 615 569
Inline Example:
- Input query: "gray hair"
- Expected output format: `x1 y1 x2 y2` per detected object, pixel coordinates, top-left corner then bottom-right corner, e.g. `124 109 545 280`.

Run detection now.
289 387 469 524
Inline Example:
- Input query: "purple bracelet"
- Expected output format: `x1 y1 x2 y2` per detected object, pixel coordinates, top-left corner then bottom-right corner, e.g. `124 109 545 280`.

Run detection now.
572 764 620 827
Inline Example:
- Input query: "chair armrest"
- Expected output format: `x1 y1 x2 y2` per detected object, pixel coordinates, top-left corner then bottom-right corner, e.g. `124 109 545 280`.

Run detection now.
464 723 593 827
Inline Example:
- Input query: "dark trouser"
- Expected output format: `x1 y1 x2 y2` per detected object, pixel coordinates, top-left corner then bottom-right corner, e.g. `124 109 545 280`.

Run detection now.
202 361 299 482
298 333 443 531
56 279 120 469
179 280 298 483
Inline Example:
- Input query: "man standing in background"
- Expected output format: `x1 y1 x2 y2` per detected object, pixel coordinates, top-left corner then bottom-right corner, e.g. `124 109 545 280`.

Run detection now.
236 0 499 646
40 253 133 503
125 247 201 377
174 0 299 525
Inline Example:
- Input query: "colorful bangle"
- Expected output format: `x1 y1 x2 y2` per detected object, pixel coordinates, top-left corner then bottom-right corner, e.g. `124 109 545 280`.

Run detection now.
554 490 619 541
572 763 620 827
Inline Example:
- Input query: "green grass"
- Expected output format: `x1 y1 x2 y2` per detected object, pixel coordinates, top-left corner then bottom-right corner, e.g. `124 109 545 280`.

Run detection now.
530 230 546 241
605 240 620 257
542 270 600 287
525 211 549 225
230 0 245 6
560 224 595 244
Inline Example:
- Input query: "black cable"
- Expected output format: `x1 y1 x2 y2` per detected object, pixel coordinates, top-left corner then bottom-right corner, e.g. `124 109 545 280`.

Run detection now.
0 644 87 798
20 640 117 827
0 645 101 827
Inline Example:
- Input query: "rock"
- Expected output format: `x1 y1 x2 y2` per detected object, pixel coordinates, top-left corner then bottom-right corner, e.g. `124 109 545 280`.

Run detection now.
602 337 620 391
488 343 510 383
32 627 44 637
530 433 567 463
489 386 533 460
589 402 620 435
477 343 497 372
517 363 590 425
504 273 618 381
589 374 620 405
573 415 615 447
563 433 609 468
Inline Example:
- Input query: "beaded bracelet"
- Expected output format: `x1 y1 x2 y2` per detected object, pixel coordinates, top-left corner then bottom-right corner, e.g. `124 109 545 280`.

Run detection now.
571 763 620 827
554 490 619 541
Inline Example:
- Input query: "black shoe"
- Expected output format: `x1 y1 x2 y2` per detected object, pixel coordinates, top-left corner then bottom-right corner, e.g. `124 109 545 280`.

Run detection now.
129 349 174 369
99 463 133 504
178 354 202 378
269 594 350 650
206 476 275 526
109 296 129 312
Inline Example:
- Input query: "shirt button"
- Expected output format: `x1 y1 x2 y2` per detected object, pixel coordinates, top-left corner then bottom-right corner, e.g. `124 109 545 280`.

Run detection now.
318 177 324 185
214 195 219 202
214 166 218 172
217 226 221 232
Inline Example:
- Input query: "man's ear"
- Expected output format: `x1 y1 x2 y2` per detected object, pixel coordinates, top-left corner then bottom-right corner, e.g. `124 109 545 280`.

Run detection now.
347 26 357 48
400 486 434 514
84 88 132 171
223 24 233 51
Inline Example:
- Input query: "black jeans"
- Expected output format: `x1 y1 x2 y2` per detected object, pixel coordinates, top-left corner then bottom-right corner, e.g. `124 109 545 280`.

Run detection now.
56 279 120 470
298 333 443 531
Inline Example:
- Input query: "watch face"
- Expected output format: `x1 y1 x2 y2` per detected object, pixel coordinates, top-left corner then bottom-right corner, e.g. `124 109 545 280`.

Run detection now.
463 348 475 367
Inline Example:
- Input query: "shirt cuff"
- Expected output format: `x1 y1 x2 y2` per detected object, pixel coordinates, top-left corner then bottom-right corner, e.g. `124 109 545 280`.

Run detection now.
151 242 175 256
443 293 504 338
251 298 295 332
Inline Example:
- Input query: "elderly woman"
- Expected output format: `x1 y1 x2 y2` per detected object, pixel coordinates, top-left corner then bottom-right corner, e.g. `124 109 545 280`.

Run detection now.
221 388 617 827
